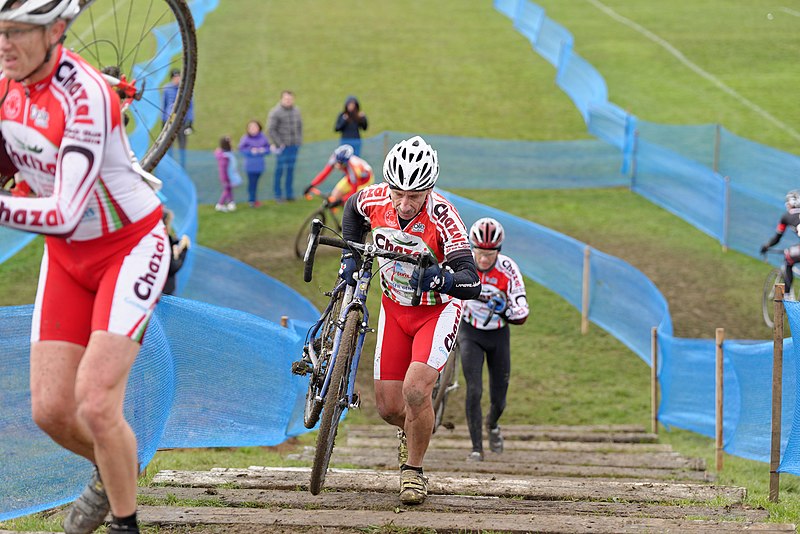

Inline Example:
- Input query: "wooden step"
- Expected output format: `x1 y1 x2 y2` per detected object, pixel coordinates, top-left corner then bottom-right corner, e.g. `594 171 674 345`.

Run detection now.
346 436 672 453
134 505 796 533
139 486 769 521
288 450 711 481
152 466 746 504
348 424 658 443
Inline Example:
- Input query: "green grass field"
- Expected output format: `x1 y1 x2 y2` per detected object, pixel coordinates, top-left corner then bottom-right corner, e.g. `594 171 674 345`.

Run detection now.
2 0 800 529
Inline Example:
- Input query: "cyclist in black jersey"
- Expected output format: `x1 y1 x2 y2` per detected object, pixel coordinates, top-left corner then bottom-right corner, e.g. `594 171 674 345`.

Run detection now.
760 190 800 293
459 218 529 461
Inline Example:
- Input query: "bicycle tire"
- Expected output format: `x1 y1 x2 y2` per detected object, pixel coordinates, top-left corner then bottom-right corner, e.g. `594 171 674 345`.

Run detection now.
309 309 361 495
68 0 197 172
304 288 346 429
296 209 327 260
432 344 458 434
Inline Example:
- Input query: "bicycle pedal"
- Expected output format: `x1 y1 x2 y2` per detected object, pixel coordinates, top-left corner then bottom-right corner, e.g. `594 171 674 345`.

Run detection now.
291 360 311 376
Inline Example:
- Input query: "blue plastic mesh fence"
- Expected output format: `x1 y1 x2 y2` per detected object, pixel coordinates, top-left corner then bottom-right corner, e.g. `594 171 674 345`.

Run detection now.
780 301 800 473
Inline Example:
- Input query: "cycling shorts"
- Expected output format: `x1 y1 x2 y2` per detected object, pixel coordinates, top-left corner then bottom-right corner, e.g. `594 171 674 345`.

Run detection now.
334 175 373 201
786 245 800 265
32 208 170 347
373 294 462 381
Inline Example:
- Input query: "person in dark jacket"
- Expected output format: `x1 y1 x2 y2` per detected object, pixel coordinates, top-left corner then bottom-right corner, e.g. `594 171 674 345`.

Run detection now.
161 68 194 168
163 208 191 295
334 95 368 156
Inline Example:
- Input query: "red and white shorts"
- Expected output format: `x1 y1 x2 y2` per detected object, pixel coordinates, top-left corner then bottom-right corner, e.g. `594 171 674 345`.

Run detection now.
373 294 462 381
32 208 170 347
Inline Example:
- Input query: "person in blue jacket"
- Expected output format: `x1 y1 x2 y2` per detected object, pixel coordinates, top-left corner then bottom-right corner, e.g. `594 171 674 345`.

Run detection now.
238 119 271 207
334 95 368 156
161 68 194 168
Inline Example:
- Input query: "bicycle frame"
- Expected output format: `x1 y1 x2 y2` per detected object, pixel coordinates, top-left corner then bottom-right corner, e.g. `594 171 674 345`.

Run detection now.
313 280 371 411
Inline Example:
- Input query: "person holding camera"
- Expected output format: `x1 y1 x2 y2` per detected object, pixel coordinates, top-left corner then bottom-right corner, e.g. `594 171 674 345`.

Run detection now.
334 95 368 156
460 217 529 462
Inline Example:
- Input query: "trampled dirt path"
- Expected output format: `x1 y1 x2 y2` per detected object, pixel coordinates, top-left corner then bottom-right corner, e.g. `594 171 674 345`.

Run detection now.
128 424 796 533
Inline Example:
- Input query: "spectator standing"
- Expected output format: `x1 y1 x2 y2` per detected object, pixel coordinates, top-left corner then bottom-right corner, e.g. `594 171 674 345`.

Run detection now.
267 90 303 202
161 68 194 169
334 95 368 156
238 120 270 207
459 218 529 462
214 136 240 212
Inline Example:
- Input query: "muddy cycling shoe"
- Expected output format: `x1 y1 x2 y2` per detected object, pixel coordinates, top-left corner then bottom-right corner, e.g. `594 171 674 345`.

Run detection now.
399 467 428 505
466 450 484 462
397 429 408 468
63 467 110 534
488 426 504 454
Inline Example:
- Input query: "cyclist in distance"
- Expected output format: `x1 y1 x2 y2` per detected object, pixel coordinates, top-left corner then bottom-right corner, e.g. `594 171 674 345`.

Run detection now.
0 1 170 532
338 135 480 504
302 143 373 206
760 190 800 295
459 217 529 461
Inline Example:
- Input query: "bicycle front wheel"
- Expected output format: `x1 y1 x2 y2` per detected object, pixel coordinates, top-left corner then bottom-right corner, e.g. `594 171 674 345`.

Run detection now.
67 0 197 172
309 309 361 495
295 209 327 260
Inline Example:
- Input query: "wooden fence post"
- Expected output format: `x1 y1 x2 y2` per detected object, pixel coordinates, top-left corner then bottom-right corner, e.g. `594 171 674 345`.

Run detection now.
581 246 590 334
715 327 724 472
651 326 658 435
769 283 785 503
280 315 288 328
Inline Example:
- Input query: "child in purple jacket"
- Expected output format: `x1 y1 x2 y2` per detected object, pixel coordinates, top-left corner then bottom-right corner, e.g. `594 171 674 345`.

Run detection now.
238 120 271 207
214 136 240 212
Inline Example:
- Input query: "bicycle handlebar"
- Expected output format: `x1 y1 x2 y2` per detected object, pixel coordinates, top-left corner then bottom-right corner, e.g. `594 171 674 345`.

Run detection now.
475 289 505 327
303 221 434 305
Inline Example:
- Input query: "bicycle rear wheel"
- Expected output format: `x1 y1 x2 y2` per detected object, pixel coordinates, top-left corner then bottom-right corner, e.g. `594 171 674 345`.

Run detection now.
295 208 327 259
67 0 197 172
309 309 361 495
432 344 458 434
763 268 785 328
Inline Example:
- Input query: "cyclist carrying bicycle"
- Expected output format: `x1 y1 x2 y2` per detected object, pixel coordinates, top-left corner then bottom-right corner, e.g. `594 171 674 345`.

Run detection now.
338 135 480 504
460 217 529 461
760 190 800 294
0 1 171 532
302 143 373 207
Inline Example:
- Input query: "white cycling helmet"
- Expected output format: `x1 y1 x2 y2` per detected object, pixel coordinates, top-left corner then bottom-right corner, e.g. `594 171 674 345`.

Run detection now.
787 190 800 210
0 0 80 25
383 135 439 191
469 217 505 250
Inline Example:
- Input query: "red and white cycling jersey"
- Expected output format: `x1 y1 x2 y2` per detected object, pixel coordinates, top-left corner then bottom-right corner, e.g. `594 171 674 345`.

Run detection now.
310 154 373 201
0 45 161 241
463 253 529 330
353 183 471 306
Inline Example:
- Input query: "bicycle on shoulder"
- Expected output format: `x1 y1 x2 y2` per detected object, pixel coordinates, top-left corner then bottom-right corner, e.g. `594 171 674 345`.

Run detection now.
67 0 197 172
292 219 435 495
761 248 800 328
293 186 344 259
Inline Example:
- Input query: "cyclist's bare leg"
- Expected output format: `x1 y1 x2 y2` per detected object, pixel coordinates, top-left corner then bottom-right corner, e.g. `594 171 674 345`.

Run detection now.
375 379 406 428
402 362 439 466
375 363 439 466
30 341 96 461
75 331 142 517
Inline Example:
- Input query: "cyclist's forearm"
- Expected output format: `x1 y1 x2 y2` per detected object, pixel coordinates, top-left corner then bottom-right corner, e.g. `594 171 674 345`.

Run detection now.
765 233 782 248
445 252 481 300
341 195 369 244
